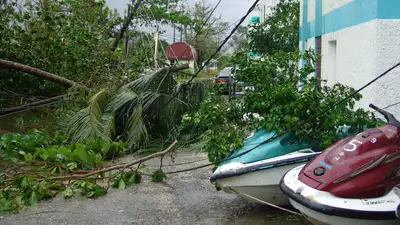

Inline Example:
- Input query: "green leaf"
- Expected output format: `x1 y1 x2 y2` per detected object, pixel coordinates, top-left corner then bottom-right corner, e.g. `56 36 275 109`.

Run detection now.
125 172 141 185
0 172 4 183
23 153 34 162
62 187 75 198
67 162 78 170
101 141 111 156
29 191 39 206
74 145 92 166
86 185 106 198
151 169 167 183
117 179 126 190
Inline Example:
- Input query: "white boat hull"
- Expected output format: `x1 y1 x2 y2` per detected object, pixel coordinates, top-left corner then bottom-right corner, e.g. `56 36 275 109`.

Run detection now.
212 150 320 206
281 165 400 225
289 199 399 225
217 163 304 205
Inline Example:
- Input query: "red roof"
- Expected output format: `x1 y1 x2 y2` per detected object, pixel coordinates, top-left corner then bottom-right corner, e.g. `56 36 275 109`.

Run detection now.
166 42 198 60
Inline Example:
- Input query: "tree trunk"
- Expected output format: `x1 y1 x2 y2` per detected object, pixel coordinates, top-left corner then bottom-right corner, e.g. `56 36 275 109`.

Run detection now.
111 0 143 52
0 59 88 91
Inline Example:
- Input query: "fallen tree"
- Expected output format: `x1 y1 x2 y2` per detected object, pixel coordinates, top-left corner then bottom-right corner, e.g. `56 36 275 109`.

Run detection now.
0 59 89 91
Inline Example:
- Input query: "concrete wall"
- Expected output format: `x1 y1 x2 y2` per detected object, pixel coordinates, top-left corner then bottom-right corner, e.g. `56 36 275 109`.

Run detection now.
369 20 400 116
300 0 400 116
320 19 400 116
320 20 378 111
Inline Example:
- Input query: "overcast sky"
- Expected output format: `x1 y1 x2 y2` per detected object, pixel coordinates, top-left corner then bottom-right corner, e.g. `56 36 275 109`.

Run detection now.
105 0 249 43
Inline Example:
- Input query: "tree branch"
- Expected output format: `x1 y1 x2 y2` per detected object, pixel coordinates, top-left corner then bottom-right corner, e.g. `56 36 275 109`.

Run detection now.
44 140 178 181
0 59 89 91
111 0 144 52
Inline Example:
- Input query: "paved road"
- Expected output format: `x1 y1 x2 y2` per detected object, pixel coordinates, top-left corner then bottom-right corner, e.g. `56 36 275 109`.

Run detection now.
1 152 310 225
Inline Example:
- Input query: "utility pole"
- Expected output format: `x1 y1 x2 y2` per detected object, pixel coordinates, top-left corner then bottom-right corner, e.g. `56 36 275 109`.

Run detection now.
124 34 129 60
180 26 183 42
124 6 130 60
173 23 176 43
184 25 187 42
154 27 159 68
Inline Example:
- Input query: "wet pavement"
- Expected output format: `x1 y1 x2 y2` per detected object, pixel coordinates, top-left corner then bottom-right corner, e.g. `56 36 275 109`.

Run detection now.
1 152 311 225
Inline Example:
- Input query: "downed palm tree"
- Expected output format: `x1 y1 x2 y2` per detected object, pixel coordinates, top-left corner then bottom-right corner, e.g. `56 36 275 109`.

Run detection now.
67 64 213 150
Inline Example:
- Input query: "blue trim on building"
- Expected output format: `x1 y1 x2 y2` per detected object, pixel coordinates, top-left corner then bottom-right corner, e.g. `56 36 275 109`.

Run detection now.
300 0 308 68
300 0 400 41
378 0 400 19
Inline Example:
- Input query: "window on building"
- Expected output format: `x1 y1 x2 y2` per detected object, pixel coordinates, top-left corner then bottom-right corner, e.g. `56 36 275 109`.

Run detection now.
315 36 322 80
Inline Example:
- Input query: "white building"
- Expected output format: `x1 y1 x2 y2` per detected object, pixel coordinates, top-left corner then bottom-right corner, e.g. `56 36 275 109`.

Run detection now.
300 0 400 116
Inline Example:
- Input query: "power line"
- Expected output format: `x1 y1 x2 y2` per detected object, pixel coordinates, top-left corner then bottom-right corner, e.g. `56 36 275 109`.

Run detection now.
202 0 223 28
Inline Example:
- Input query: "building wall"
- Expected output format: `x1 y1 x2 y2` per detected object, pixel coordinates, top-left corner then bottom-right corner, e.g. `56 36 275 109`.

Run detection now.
300 0 400 116
320 20 378 111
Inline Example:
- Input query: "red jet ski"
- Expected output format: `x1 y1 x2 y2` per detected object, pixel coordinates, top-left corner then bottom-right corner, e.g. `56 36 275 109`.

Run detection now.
280 104 400 225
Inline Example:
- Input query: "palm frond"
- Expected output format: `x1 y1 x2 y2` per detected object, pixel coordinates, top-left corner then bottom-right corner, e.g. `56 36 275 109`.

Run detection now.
141 91 162 112
126 99 148 148
68 89 111 142
102 113 116 140
105 88 138 113
123 68 170 92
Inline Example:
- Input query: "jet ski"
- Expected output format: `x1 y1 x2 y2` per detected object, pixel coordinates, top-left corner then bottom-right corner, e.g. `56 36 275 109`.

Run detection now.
397 204 400 218
280 103 400 224
210 128 320 206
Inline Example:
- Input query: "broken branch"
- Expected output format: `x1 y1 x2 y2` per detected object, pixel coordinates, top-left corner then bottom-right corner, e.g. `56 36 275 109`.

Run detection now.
44 140 178 181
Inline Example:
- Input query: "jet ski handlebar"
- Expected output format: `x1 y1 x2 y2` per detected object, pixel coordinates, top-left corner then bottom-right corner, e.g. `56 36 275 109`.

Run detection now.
369 104 400 128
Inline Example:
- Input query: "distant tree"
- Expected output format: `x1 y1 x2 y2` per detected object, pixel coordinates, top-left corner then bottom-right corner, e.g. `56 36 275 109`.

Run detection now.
228 25 248 51
183 0 229 64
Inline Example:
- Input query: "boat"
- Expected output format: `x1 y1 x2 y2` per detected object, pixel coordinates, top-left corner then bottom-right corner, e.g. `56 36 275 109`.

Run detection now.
280 103 400 225
210 128 321 206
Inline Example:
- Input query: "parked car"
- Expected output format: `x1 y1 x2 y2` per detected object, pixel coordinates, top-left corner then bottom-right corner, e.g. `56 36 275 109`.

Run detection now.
215 67 234 94
215 66 255 96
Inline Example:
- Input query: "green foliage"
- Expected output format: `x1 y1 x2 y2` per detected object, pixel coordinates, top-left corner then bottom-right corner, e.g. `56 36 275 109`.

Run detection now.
0 130 128 212
151 169 167 183
180 89 247 162
231 47 380 149
0 131 126 165
112 171 142 189
0 0 123 99
0 130 67 162
72 180 106 198
0 177 61 212
248 0 300 54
